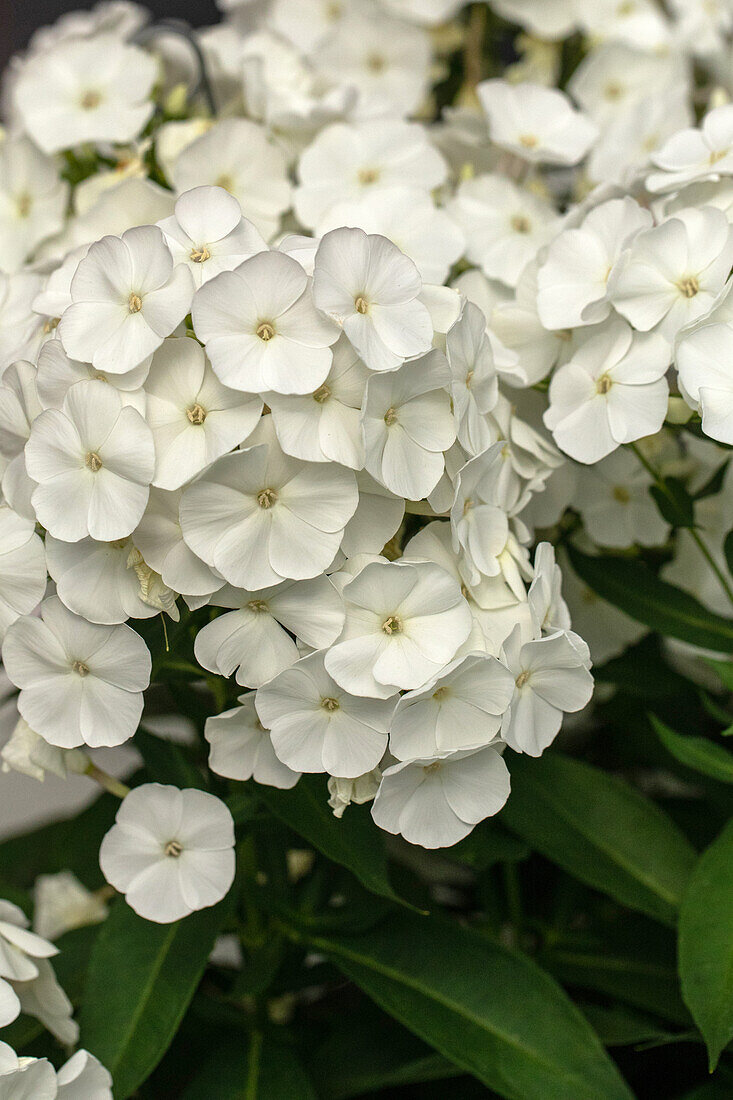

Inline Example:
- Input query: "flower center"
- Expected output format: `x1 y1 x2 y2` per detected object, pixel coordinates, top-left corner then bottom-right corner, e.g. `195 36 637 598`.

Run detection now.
320 696 340 712
519 133 538 149
382 614 403 635
423 761 442 774
465 370 474 390
365 52 386 73
128 293 143 313
85 451 103 472
613 485 630 503
354 295 370 314
72 660 90 677
190 245 211 263
313 384 331 404
358 167 380 185
383 406 398 426
256 321 276 341
677 275 700 299
596 374 613 395
432 685 451 702
43 317 60 334
216 174 235 193
604 81 624 100
80 89 102 110
247 599 270 613
164 840 183 858
15 192 32 218
186 403 207 425
709 148 729 165
257 487 278 509
510 214 531 234
515 670 531 688
616 0 636 13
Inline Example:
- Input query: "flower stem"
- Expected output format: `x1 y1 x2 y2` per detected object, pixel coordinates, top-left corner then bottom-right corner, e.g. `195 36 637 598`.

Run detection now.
463 3 487 92
85 762 130 800
629 442 733 608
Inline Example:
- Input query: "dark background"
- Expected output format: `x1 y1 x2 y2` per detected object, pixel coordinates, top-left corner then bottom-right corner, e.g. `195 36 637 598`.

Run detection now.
3 0 220 71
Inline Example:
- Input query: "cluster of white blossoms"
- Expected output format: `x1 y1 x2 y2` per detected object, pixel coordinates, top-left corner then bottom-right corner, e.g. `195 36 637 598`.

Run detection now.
0 0 732 973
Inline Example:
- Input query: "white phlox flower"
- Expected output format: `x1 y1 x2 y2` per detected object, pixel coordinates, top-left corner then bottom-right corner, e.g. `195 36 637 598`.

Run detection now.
55 1050 113 1099
574 449 671 548
0 359 42 520
35 340 149 415
477 80 598 167
647 104 733 194
0 273 45 373
500 625 594 757
527 541 572 638
447 174 560 289
255 650 392 777
194 575 344 688
389 653 515 761
537 197 653 330
294 120 447 230
205 692 300 789
608 207 733 343
362 350 456 500
99 783 236 923
192 249 339 395
371 744 511 849
1 717 88 784
328 769 382 819
44 535 160 624
13 34 157 154
2 595 151 749
33 872 108 943
144 337 262 490
25 379 155 542
675 280 733 444
58 225 194 375
179 419 358 589
490 261 578 387
324 559 472 699
544 320 670 463
158 185 267 287
313 227 433 373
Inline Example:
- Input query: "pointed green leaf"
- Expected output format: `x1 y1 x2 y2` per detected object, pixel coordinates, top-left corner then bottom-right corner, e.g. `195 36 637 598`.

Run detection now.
568 548 733 653
679 820 733 1069
652 715 733 784
502 753 697 925
183 1030 318 1099
287 911 633 1100
80 897 231 1098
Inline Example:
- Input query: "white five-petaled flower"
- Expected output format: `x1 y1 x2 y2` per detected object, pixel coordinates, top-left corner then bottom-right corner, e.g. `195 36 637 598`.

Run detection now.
58 225 194 375
0 505 46 641
144 337 262 490
2 595 151 749
194 575 344 688
324 559 472 699
13 34 157 154
313 227 433 373
25 379 155 542
99 784 236 923
371 745 511 848
544 320 670 464
193 250 339 395
179 419 358 589
446 301 499 456
500 625 594 757
256 651 393 777
158 185 267 288
477 79 598 166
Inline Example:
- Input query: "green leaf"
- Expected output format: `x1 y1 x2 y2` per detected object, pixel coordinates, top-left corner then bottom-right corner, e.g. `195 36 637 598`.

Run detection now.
80 896 231 1098
136 728 207 789
183 1030 318 1099
258 775 404 907
449 818 529 869
652 715 733 784
568 548 733 653
694 460 729 501
650 477 695 528
679 819 733 1069
287 911 633 1100
580 1004 678 1048
502 753 697 925
706 657 733 692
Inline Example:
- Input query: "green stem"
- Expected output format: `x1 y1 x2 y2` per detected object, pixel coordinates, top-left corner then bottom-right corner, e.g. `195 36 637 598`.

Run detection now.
85 762 130 800
629 442 733 608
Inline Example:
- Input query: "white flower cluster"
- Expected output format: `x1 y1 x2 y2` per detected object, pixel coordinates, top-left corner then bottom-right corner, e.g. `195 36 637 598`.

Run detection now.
1 0 733 949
